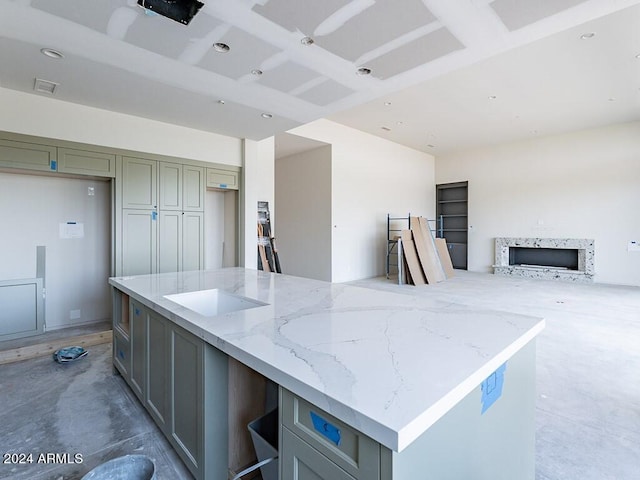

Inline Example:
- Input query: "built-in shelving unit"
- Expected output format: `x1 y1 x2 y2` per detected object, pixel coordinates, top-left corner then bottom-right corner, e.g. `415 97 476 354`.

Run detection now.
436 182 468 269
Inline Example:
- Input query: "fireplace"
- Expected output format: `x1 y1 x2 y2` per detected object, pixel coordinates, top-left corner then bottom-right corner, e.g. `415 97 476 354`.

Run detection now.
494 238 594 282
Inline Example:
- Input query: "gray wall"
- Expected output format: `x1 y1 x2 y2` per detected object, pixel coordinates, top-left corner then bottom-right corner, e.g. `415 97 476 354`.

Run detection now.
275 145 332 281
0 171 111 330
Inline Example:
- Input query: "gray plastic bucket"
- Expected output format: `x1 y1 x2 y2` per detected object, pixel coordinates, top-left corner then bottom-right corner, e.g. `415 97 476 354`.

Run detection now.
81 454 156 480
248 408 278 480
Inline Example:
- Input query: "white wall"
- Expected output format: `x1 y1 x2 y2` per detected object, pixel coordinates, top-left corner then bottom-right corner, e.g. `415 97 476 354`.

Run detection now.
241 137 275 269
435 121 640 286
275 145 332 281
0 88 242 166
288 119 436 283
0 172 111 329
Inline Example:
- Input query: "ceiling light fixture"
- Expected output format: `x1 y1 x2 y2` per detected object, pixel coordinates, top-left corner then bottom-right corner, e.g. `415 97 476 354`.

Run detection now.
427 144 435 148
635 53 640 59
488 95 497 100
212 43 230 53
356 67 371 76
608 97 616 102
396 121 403 126
40 48 64 59
217 100 225 104
381 126 391 131
261 113 273 119
580 32 595 39
300 36 314 46
251 69 263 76
384 101 392 106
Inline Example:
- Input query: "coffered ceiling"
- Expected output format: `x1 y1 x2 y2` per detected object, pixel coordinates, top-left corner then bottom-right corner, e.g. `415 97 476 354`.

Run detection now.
1 0 639 155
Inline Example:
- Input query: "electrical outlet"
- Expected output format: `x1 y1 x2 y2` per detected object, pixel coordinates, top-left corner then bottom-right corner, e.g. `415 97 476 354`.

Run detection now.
628 241 640 252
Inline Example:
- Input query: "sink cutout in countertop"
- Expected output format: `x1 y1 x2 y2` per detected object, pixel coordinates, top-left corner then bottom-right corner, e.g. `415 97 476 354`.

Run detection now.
164 289 268 317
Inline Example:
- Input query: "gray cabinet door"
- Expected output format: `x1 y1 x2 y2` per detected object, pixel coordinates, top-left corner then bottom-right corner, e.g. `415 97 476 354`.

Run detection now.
122 209 157 276
183 211 204 272
159 162 182 211
158 211 182 274
129 300 147 402
0 138 57 172
57 147 116 177
171 325 203 473
147 312 171 432
123 157 157 209
281 427 356 480
183 165 204 211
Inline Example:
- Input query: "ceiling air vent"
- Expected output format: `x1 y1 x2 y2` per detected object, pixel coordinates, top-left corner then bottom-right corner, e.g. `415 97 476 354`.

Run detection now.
137 0 204 25
34 78 59 95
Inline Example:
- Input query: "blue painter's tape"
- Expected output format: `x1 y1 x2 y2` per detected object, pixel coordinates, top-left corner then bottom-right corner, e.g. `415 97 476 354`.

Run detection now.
151 211 157 220
220 184 227 188
481 363 506 414
50 160 57 170
310 411 341 446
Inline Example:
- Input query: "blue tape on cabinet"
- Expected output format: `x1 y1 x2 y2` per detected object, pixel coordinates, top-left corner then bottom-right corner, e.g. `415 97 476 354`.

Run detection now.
310 411 341 446
50 160 57 170
481 363 506 414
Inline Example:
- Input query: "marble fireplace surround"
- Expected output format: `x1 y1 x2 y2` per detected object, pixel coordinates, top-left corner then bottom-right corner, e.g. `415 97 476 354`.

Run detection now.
494 237 595 283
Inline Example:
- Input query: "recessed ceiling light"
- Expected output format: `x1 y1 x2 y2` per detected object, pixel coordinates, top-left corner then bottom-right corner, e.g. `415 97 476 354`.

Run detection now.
427 144 435 148
217 100 225 105
608 97 616 102
384 101 392 106
381 126 391 131
488 95 497 100
356 67 371 76
40 48 64 59
251 69 263 76
635 53 640 59
261 113 273 119
300 36 314 46
212 43 230 53
580 32 595 40
396 121 403 126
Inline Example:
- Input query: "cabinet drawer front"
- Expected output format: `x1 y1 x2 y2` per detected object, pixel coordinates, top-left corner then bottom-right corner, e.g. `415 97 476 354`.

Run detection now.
281 389 380 479
281 427 356 480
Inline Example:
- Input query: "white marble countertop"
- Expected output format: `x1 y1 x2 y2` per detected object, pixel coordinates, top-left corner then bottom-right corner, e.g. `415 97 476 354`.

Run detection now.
109 268 544 452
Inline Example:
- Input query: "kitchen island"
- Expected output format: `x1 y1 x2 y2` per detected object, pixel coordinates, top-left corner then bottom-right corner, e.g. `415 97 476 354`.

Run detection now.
109 268 544 480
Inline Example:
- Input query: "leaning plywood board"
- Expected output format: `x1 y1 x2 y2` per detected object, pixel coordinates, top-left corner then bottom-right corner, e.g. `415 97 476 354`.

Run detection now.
400 230 426 285
435 238 455 279
418 216 447 282
410 217 445 284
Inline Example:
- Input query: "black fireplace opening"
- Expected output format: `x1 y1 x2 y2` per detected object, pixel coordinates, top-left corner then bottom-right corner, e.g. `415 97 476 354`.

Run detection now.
509 247 579 270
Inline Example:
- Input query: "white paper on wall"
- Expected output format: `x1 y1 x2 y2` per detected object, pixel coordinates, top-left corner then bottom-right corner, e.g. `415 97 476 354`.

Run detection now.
59 222 84 239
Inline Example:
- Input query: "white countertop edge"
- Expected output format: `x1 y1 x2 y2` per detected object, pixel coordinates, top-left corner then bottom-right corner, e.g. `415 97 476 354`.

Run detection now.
393 319 545 452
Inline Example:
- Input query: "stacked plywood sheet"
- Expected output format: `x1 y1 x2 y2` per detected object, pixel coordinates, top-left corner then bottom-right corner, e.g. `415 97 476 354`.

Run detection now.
399 216 455 285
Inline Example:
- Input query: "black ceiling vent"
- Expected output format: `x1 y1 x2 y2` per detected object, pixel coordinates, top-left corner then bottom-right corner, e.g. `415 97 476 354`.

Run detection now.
138 0 204 25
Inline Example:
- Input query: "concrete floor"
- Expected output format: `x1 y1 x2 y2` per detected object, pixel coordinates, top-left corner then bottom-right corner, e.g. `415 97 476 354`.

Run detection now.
1 271 639 479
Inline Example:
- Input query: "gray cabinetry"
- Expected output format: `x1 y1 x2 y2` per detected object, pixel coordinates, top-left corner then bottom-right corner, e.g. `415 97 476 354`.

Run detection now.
280 388 381 480
282 427 356 480
147 312 171 431
206 167 239 190
112 290 229 480
57 147 116 177
0 138 57 172
122 158 204 275
122 209 157 276
129 299 147 402
123 156 157 210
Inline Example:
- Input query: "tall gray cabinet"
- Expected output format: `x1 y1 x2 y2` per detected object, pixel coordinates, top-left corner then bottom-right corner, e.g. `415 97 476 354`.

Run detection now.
121 157 205 276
